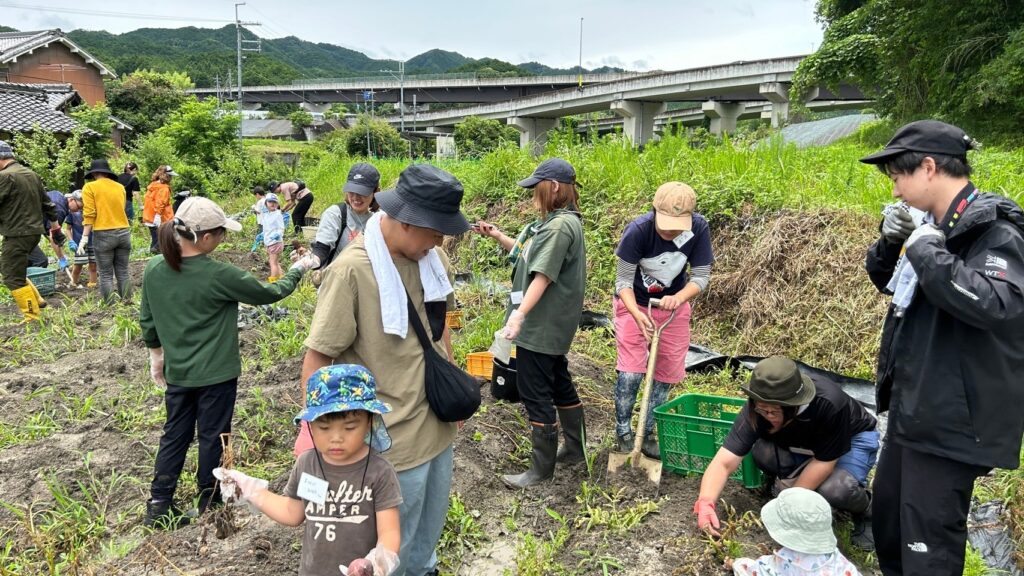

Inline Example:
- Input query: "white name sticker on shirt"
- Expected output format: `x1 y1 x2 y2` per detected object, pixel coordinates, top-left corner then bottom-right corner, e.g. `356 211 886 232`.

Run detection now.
510 291 524 305
297 472 329 505
672 230 694 248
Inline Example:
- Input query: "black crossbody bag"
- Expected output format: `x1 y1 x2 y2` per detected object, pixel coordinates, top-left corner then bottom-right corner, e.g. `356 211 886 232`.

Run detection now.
405 295 481 422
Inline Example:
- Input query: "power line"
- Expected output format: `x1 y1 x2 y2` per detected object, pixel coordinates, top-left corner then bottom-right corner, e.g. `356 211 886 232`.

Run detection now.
0 2 233 24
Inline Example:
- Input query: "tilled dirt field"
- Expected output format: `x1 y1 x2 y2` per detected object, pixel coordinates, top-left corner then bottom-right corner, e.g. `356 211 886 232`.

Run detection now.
1 210 886 575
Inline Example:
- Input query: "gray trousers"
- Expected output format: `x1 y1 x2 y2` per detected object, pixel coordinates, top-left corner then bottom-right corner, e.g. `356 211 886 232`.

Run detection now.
93 228 132 303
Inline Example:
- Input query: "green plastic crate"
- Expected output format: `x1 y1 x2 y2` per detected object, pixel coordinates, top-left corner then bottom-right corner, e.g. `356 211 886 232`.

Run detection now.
26 267 56 296
653 393 764 488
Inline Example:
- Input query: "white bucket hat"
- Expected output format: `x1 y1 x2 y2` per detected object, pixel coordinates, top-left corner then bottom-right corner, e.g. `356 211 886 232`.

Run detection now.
760 487 837 555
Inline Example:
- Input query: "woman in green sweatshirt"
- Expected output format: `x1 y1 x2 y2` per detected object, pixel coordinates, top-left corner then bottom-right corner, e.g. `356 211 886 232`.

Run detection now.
140 196 319 529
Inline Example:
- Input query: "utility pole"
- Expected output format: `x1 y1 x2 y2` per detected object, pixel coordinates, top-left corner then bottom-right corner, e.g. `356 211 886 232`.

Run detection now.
577 17 585 89
234 2 261 101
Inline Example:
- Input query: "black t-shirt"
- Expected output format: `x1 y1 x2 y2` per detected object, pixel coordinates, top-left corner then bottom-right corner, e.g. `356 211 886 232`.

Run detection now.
723 374 877 462
117 173 140 203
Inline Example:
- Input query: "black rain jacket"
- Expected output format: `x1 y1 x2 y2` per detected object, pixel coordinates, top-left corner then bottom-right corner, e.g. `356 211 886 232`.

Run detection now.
866 188 1024 469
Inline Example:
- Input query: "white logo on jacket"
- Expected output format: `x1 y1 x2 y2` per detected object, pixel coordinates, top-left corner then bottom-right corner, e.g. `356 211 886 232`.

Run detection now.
985 254 1008 270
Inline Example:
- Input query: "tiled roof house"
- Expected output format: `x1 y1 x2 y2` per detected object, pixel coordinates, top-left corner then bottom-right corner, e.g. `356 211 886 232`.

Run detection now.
0 82 94 139
0 29 115 105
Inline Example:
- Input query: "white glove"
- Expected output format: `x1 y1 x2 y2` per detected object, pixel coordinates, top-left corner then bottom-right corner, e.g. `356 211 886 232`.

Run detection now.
881 205 918 243
343 546 400 576
212 468 269 503
904 223 944 249
148 347 167 386
289 253 320 272
500 309 525 340
76 234 90 257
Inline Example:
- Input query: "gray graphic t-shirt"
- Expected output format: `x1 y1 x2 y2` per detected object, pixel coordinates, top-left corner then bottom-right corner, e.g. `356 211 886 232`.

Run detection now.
284 450 402 575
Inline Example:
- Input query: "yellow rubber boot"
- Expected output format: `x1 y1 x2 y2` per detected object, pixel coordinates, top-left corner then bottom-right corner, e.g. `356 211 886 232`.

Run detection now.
11 285 40 322
25 279 46 309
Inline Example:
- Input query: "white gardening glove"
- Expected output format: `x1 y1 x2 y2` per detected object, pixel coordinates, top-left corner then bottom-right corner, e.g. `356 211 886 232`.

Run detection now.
148 347 167 386
289 253 320 273
76 234 90 257
212 467 269 503
343 546 400 576
881 205 918 243
500 309 525 340
904 223 944 249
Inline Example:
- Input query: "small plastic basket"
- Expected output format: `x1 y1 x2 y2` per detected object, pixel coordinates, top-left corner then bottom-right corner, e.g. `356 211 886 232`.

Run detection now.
466 351 494 380
466 349 516 381
446 310 463 329
26 267 56 296
653 393 764 488
301 226 318 241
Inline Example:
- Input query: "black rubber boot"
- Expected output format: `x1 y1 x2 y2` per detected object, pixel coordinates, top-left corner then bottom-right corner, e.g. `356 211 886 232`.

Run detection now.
615 432 634 453
851 491 875 551
502 424 558 489
555 406 586 464
640 431 660 460
144 499 191 530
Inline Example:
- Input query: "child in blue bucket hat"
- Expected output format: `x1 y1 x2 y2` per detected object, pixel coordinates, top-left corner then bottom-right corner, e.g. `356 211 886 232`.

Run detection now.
215 365 402 576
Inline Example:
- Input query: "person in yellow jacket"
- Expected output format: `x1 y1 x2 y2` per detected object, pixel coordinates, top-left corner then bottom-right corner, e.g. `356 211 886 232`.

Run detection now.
143 165 176 253
0 140 57 321
79 159 132 303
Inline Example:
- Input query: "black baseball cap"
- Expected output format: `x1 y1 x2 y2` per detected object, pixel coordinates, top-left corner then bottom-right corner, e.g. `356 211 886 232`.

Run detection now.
517 158 576 188
343 163 381 196
375 164 470 235
859 120 975 165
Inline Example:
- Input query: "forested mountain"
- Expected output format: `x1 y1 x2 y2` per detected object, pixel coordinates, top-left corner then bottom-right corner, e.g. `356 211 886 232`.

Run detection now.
41 25 625 87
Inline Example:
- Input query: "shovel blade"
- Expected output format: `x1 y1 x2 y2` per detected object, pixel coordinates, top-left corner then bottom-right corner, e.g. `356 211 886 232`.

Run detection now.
606 450 632 474
636 455 662 484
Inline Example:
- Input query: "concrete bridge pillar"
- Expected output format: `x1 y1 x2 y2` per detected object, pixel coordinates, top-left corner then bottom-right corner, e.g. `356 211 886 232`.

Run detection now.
759 82 790 128
299 102 331 114
702 101 743 135
508 117 558 154
610 100 666 146
425 125 454 134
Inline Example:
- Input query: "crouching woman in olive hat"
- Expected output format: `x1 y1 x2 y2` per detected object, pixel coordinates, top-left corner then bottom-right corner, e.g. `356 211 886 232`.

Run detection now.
693 356 879 550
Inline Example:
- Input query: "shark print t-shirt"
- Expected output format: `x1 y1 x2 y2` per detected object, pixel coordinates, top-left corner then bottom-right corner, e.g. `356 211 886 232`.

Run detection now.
284 450 402 575
615 210 714 306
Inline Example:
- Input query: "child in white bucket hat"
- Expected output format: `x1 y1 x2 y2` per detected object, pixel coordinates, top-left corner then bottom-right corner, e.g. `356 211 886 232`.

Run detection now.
730 487 861 576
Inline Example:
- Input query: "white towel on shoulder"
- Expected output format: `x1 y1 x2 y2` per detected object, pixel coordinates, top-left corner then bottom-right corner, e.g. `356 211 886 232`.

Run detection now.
363 212 453 338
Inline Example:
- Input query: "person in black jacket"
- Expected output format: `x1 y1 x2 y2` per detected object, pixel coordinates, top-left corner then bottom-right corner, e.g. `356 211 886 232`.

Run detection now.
116 161 140 222
862 120 1024 576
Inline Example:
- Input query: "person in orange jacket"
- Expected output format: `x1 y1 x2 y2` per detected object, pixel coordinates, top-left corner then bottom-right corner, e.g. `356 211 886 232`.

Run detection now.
143 165 177 253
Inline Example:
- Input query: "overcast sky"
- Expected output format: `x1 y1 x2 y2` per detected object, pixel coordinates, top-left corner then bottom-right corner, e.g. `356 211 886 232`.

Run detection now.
4 0 824 72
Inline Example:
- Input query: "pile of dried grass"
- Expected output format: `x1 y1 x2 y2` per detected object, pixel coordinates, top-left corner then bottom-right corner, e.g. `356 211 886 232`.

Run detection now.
694 209 889 376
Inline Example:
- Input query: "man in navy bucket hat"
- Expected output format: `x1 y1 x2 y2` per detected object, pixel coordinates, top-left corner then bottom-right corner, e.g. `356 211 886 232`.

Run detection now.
299 163 470 576
216 365 402 575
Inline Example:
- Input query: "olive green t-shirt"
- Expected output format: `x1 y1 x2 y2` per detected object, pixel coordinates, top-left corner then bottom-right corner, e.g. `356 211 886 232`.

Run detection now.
139 254 302 387
304 235 456 472
508 210 586 355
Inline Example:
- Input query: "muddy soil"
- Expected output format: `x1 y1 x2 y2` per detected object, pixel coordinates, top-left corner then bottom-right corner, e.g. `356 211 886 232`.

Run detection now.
0 247 782 575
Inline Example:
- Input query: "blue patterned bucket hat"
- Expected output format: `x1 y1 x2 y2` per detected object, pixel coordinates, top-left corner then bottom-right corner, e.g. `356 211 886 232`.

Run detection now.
294 364 392 452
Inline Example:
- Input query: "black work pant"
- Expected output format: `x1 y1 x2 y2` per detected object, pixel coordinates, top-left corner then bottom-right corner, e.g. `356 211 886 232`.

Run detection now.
1 234 40 290
873 439 989 575
292 193 314 233
516 347 580 425
150 379 237 502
